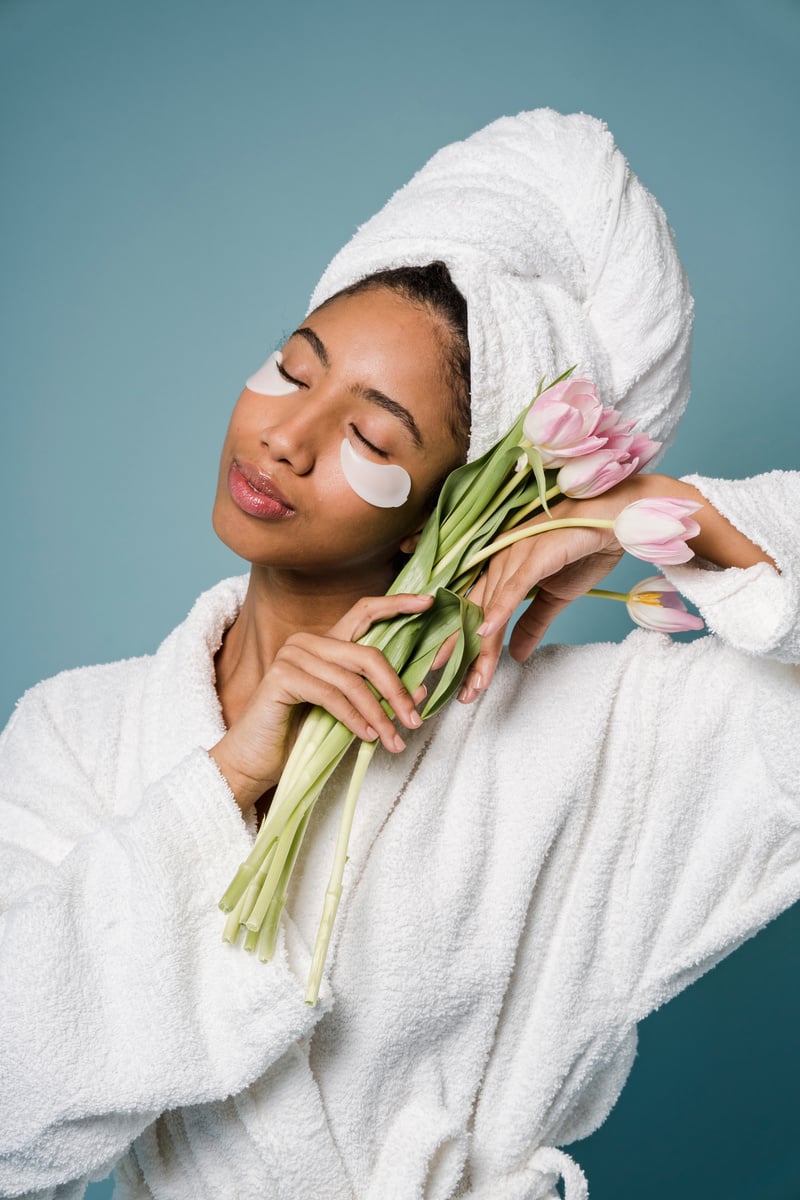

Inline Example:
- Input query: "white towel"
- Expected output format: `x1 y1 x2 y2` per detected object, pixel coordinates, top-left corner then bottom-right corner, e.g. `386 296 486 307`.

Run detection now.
307 108 694 463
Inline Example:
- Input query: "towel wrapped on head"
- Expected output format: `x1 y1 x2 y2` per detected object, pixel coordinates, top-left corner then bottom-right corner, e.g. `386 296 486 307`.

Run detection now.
307 108 694 464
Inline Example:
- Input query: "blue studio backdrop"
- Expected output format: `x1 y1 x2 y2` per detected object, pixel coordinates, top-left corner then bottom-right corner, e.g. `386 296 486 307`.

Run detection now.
1 0 798 1196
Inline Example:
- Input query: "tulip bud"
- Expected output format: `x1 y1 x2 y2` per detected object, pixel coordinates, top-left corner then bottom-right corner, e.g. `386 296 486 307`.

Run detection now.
614 497 703 565
626 574 705 632
522 378 607 467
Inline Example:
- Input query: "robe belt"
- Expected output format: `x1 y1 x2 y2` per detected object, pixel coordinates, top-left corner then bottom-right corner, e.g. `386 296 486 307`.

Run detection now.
464 1143 588 1199
528 1145 589 1200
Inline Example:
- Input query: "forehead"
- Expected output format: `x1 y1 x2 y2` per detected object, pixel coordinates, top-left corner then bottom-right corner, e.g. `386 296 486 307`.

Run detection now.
300 289 457 443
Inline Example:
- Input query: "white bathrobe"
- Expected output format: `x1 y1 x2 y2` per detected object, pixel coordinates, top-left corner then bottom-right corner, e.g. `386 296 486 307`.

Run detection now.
1 469 799 1200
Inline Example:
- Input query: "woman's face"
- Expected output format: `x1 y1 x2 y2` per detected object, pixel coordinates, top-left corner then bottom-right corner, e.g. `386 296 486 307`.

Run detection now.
212 287 465 582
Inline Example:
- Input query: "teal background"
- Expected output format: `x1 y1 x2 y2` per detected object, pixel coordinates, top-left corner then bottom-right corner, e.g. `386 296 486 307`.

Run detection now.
2 0 798 1196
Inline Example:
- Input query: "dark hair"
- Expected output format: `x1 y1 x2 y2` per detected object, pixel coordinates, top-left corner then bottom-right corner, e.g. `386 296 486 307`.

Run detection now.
316 260 472 460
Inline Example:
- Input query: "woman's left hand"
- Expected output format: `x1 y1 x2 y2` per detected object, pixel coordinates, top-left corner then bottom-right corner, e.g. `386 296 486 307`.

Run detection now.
448 464 780 703
456 473 651 703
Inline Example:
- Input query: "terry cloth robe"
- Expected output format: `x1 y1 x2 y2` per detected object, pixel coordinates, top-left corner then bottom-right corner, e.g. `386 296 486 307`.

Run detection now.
1 469 799 1200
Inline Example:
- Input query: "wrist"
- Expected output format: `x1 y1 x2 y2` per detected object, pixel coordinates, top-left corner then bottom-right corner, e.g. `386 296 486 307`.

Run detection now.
565 468 657 522
609 472 778 572
208 741 274 813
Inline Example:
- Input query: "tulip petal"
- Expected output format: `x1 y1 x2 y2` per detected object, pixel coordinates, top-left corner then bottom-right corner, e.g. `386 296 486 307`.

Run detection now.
626 573 705 631
614 498 703 565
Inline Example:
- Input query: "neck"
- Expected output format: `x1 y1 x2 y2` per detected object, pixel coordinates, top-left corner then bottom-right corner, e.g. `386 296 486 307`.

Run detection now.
214 561 396 715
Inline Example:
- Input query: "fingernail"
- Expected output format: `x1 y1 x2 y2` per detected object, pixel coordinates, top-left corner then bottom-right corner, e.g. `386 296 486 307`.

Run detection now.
407 710 422 728
477 622 490 637
457 686 470 703
393 733 406 752
414 684 428 701
471 672 483 691
365 725 378 741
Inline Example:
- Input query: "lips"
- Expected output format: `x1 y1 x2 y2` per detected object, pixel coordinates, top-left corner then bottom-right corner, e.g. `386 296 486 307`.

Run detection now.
228 459 296 519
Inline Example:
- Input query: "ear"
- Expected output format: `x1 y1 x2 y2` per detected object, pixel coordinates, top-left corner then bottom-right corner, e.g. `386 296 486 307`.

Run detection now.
398 526 424 555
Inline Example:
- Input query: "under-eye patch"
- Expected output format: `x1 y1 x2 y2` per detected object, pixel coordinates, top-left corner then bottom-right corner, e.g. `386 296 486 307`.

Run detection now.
339 438 411 508
245 351 299 396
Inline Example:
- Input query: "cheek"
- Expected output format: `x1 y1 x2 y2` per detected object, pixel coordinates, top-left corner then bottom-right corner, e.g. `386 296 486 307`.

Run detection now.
221 390 264 445
310 453 416 542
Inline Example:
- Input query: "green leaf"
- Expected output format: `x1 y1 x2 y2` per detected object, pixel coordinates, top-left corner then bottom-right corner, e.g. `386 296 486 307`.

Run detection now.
420 591 483 718
545 363 577 389
526 445 553 518
398 589 465 693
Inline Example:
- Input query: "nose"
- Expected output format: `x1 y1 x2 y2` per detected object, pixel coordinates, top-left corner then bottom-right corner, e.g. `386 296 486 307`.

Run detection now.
259 392 327 475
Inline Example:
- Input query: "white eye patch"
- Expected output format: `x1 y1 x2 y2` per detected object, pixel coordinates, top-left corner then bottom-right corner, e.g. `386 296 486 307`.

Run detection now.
245 350 299 396
339 438 411 508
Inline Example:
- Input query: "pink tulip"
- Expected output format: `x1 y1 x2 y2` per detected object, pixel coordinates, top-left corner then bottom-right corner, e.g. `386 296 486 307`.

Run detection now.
614 497 703 565
522 377 663 497
596 409 661 470
556 449 641 498
627 432 660 470
525 384 664 498
523 378 607 467
625 574 705 632
594 407 635 437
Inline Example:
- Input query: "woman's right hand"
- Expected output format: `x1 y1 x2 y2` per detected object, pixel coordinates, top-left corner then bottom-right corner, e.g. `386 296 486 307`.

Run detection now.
208 593 433 812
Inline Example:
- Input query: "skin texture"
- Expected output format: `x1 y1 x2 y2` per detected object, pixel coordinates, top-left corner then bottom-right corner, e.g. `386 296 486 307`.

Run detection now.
208 287 778 817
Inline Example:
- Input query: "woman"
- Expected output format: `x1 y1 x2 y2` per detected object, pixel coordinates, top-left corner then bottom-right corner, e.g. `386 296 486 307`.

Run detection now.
1 111 798 1200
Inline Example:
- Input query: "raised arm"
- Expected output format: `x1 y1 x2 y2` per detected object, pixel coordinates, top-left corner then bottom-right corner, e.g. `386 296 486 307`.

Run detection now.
456 466 795 703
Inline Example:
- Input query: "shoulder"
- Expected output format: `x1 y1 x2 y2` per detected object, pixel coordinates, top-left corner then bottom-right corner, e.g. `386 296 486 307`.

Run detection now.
4 573 248 746
10 654 152 728
2 655 154 781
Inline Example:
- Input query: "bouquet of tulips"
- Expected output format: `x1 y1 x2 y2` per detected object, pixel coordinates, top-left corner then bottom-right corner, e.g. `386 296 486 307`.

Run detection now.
218 370 704 1003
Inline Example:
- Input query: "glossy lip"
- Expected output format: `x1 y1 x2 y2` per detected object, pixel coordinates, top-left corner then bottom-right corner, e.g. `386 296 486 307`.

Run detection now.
229 459 296 517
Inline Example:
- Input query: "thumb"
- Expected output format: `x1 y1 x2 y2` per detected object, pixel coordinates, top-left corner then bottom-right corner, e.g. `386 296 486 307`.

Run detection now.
507 592 574 662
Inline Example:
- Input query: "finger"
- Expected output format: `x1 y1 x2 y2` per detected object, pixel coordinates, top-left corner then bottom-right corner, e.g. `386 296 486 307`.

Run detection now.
458 623 506 703
476 567 538 639
272 651 409 752
329 593 434 643
507 592 573 662
431 629 459 671
477 531 573 637
282 636 423 733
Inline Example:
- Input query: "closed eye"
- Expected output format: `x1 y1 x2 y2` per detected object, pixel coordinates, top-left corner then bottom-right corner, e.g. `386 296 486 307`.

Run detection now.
276 360 304 387
350 423 389 459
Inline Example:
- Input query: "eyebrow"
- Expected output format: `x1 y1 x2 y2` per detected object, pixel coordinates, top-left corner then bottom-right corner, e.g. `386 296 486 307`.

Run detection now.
290 325 424 449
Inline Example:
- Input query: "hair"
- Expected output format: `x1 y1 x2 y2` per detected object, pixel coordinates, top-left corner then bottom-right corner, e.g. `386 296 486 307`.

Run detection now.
315 260 472 462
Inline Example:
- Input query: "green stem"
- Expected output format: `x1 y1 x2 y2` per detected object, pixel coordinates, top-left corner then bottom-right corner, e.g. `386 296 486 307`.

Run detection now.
257 806 314 962
585 587 631 602
503 482 563 529
431 475 520 579
257 723 353 849
463 517 615 571
246 797 313 932
222 888 248 945
305 739 378 1005
274 709 336 802
218 862 257 914
448 483 564 594
239 842 278 926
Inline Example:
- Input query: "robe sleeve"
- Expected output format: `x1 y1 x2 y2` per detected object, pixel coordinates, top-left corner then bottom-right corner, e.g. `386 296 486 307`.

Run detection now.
0 678 330 1197
658 468 800 663
620 468 800 1025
